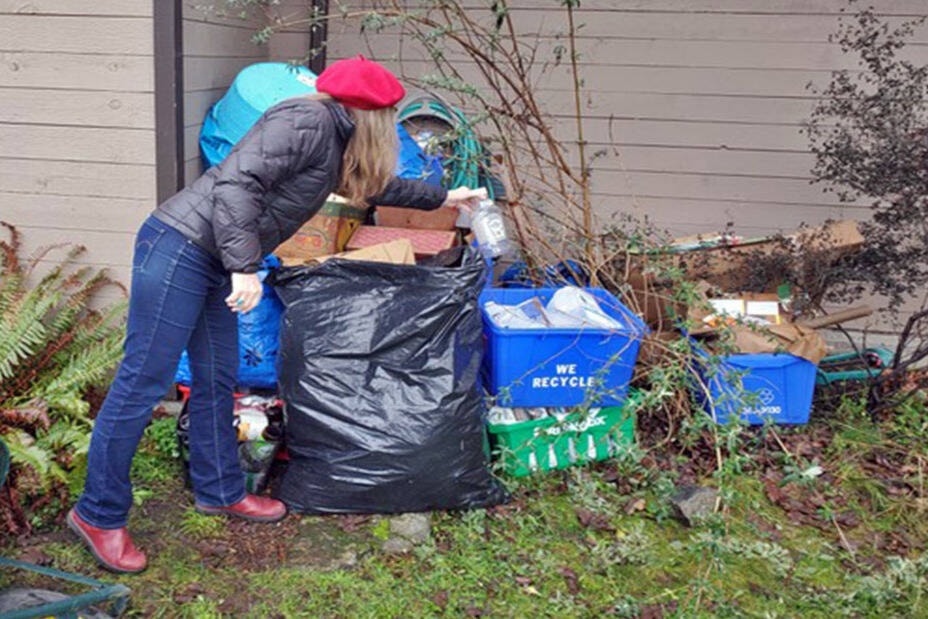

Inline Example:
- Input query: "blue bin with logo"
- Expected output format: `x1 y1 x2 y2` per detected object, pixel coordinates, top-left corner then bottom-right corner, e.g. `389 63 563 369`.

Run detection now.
480 287 648 408
694 352 817 425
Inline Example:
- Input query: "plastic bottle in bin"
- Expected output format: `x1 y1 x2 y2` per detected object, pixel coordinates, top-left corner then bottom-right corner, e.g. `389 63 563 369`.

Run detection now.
470 189 514 259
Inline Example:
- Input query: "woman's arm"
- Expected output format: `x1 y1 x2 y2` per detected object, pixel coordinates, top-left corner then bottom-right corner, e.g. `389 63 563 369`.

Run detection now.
369 178 484 211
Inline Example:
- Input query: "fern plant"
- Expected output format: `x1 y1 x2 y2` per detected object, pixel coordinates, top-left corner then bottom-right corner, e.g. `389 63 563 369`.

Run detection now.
0 222 127 534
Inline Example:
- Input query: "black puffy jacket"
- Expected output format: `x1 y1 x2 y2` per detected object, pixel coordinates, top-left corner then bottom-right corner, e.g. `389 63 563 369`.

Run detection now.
152 98 448 273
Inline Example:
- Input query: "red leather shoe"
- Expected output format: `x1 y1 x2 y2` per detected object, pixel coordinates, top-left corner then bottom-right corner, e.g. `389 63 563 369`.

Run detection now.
66 509 147 574
195 494 287 523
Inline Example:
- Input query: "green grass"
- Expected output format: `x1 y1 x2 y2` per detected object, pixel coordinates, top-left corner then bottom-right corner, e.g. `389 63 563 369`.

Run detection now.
4 401 928 618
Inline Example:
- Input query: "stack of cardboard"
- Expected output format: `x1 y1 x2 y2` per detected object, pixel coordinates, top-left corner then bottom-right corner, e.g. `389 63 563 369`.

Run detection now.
358 202 462 260
346 225 457 261
687 284 828 365
311 239 416 266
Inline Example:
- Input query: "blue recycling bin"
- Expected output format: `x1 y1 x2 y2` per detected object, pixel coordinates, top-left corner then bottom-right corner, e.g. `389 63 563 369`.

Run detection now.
479 287 648 408
694 351 817 425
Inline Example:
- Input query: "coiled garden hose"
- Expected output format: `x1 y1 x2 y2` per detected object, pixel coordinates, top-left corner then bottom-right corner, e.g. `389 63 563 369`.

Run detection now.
397 93 497 199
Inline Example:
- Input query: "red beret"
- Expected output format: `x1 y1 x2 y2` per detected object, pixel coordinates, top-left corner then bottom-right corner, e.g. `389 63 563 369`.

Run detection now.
316 55 406 110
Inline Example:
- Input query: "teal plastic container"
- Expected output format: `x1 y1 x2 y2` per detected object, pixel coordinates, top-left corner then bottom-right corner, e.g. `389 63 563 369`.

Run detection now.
200 62 318 166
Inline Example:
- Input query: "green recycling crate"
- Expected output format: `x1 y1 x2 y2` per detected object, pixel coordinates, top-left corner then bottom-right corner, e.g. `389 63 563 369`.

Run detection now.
487 395 637 477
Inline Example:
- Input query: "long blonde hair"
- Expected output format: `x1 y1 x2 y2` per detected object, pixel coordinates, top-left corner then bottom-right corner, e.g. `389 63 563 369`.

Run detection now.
311 93 398 207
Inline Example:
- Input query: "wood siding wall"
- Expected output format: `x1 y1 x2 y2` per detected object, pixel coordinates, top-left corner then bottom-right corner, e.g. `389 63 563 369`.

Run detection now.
182 1 310 183
325 1 928 332
182 4 266 184
326 0 928 237
0 2 310 292
0 1 156 293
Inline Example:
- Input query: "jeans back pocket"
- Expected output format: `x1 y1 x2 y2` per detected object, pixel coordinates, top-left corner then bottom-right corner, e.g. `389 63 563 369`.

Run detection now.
133 221 167 272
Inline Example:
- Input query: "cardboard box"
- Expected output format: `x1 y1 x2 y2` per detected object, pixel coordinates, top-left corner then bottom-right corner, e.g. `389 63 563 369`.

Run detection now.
625 220 864 329
347 225 457 259
376 205 459 231
670 220 864 293
689 287 827 364
623 268 687 331
313 239 416 266
274 195 367 266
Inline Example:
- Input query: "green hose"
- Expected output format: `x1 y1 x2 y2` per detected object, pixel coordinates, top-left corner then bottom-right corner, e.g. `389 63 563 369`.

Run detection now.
397 94 496 199
0 438 9 489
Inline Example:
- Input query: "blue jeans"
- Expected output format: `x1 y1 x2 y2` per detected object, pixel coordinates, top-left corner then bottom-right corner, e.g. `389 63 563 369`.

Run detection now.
76 216 245 529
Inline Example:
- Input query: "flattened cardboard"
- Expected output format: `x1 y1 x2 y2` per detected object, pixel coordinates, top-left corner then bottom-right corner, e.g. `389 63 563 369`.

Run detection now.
625 220 864 327
730 323 827 365
689 284 827 364
673 220 863 293
347 225 457 259
312 239 416 266
376 205 459 231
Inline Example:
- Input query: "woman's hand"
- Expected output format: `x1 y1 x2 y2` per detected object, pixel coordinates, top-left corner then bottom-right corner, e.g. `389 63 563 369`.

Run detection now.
443 187 487 213
226 273 263 313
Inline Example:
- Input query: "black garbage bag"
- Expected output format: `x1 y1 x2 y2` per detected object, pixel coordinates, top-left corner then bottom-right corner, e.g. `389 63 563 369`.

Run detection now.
271 247 508 514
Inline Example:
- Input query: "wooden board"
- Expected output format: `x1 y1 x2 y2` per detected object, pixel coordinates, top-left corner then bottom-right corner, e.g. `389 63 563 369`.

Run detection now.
184 88 225 128
184 19 265 58
0 52 154 91
0 158 156 200
184 55 263 92
595 195 868 230
185 157 204 186
0 0 151 16
0 15 153 55
0 123 155 164
328 34 876 72
0 87 153 128
14 226 135 290
496 1 928 15
328 7 928 41
0 192 153 233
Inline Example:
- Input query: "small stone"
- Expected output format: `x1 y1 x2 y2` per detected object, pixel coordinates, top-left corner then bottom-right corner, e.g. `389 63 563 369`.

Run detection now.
388 512 432 544
382 537 415 554
333 549 359 569
669 485 718 526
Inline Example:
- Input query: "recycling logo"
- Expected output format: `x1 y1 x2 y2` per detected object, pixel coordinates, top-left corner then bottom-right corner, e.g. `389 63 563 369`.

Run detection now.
758 388 776 406
746 387 782 417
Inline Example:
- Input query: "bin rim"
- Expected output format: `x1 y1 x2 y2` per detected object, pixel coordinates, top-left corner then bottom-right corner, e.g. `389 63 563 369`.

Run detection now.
479 286 650 338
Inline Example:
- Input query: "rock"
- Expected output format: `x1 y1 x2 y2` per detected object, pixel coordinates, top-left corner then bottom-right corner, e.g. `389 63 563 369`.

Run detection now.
380 512 432 554
389 512 432 543
670 485 718 526
382 537 415 554
334 549 359 569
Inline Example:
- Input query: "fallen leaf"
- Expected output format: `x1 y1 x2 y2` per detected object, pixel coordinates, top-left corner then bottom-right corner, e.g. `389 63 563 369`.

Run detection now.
624 498 646 514
559 567 580 595
640 603 666 619
16 546 50 565
337 514 372 533
431 590 449 610
575 508 616 532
